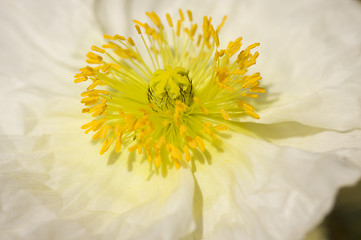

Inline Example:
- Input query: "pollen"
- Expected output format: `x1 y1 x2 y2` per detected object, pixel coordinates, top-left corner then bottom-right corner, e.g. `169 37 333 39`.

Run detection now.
75 10 265 169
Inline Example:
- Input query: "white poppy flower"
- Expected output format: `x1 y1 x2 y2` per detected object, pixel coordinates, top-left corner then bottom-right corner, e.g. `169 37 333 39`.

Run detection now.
1 0 361 240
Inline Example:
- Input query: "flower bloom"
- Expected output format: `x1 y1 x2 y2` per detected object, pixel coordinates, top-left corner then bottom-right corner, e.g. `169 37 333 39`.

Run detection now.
76 10 264 169
1 0 361 240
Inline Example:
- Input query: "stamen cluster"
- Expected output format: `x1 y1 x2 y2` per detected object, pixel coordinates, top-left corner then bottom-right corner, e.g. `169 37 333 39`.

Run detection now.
75 10 265 169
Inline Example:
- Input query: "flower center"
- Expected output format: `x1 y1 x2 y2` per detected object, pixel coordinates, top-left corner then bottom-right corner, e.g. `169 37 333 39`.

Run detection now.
148 66 193 112
75 10 265 170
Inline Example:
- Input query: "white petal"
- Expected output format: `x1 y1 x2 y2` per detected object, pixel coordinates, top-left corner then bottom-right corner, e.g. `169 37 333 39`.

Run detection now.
0 0 103 91
225 0 361 130
94 0 238 36
192 132 361 239
0 98 196 239
242 122 361 157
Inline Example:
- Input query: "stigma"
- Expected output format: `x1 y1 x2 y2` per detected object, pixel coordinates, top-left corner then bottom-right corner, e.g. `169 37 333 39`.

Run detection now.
75 10 265 169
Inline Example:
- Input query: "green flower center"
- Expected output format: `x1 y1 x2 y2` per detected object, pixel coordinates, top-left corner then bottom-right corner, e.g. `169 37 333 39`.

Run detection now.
148 66 193 112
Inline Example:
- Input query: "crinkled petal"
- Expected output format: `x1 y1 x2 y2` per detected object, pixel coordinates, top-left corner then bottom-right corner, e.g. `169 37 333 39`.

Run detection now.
0 94 196 239
0 135 195 239
0 0 103 92
242 122 361 157
1 0 361 239
192 132 361 240
220 0 361 131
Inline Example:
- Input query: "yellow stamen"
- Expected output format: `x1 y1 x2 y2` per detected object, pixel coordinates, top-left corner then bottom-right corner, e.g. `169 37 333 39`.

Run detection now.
186 136 197 149
100 137 114 155
74 77 88 83
216 16 227 33
249 87 266 93
187 10 193 22
91 45 105 53
135 25 142 34
127 37 135 46
166 13 173 27
103 34 116 40
195 136 205 152
245 111 260 119
215 124 228 131
154 152 161 167
221 109 230 120
86 58 102 64
75 10 265 169
179 9 185 21
184 145 191 162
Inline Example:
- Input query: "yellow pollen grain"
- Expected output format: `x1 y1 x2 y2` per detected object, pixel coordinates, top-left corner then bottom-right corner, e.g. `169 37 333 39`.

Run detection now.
219 49 225 57
184 145 191 162
115 135 122 152
128 144 138 152
87 80 101 90
245 42 260 52
186 136 197 149
179 9 185 21
209 24 219 47
86 52 103 61
196 34 202 46
81 96 99 105
245 111 260 119
187 10 193 21
102 63 111 72
233 69 246 75
86 58 103 64
133 20 145 27
190 24 198 37
214 51 219 61
92 119 106 132
203 122 213 127
238 100 255 112
127 37 135 46
166 13 173 27
99 124 111 137
103 34 116 40
215 124 228 131
114 34 126 40
74 77 87 83
79 66 94 73
249 87 266 93
146 12 161 27
216 16 227 33
147 149 152 163
100 137 114 155
91 45 105 53
200 106 209 114
221 109 230 120
203 125 211 135
176 20 182 36
135 25 142 34
81 119 97 130
156 136 166 149
154 152 161 167
223 84 234 92
180 124 187 137
170 146 182 160
74 73 84 78
241 93 259 98
174 159 181 169
195 136 205 152
110 63 121 70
